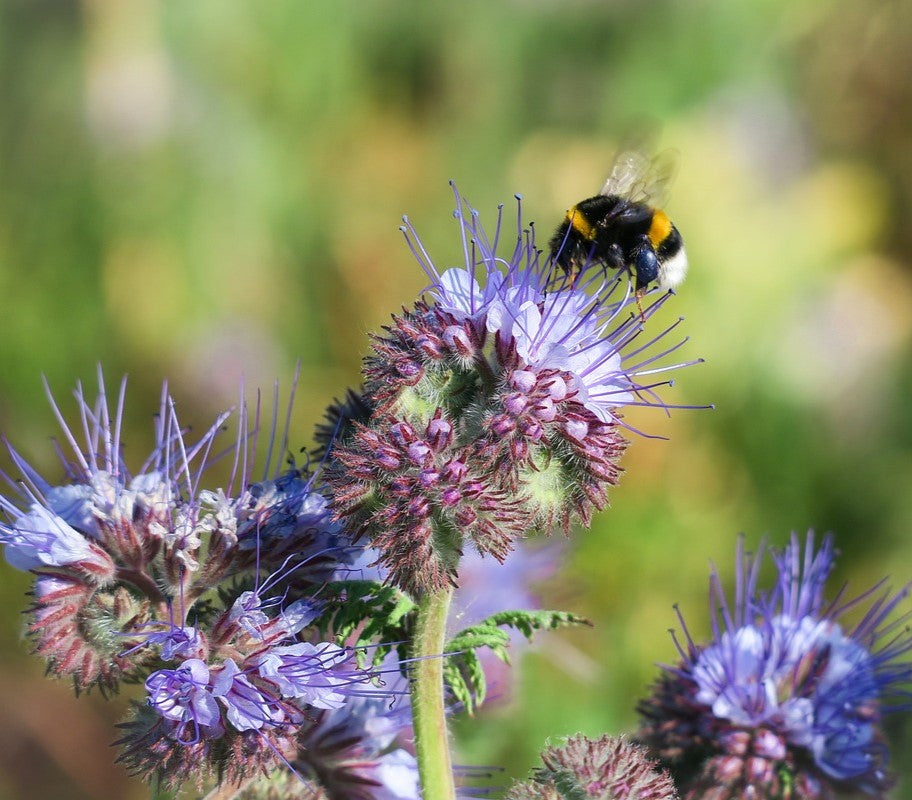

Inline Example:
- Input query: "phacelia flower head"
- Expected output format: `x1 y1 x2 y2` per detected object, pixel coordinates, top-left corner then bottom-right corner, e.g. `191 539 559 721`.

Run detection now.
326 186 702 596
0 370 356 692
120 569 380 791
505 733 677 800
406 186 698 426
638 531 912 799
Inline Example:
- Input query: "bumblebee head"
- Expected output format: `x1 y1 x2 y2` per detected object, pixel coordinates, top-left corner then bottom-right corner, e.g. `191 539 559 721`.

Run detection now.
549 221 592 276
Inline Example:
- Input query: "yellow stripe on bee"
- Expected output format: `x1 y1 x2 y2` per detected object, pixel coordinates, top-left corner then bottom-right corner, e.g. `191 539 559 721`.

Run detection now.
567 205 597 240
648 209 673 247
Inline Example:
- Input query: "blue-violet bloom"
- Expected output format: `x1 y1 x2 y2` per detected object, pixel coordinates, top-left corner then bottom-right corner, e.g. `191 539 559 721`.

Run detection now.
639 531 912 799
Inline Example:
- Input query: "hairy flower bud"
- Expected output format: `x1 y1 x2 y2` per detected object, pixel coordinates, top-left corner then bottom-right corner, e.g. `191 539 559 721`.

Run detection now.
328 412 526 595
506 734 676 800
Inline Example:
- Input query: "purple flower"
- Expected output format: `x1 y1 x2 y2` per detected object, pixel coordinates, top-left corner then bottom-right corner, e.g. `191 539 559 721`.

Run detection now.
146 659 223 741
431 265 506 323
0 504 112 573
1 371 359 691
639 531 912 799
255 641 360 709
135 624 203 661
404 188 700 425
332 187 705 595
227 591 319 642
213 658 286 733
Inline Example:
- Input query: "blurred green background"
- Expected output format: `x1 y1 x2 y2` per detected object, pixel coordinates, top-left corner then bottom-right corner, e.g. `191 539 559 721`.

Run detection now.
1 0 911 797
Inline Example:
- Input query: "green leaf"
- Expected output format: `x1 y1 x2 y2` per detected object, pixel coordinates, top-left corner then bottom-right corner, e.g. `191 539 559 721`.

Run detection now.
484 609 592 641
310 579 417 667
443 609 591 714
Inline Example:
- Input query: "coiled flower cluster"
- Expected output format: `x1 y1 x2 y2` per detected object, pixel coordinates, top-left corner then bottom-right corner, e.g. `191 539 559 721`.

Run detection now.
118 588 378 789
0 374 353 693
505 734 676 800
326 188 701 596
0 372 414 797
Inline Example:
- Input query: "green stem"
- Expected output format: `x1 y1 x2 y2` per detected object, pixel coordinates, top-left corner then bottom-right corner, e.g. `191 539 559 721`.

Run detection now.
411 587 456 800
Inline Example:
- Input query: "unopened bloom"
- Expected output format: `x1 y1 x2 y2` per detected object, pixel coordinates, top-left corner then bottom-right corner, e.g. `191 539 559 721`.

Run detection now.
505 734 676 800
639 532 912 799
330 412 527 594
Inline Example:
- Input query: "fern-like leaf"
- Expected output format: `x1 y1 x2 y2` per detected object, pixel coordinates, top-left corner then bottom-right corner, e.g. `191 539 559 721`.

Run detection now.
309 580 417 667
444 609 591 714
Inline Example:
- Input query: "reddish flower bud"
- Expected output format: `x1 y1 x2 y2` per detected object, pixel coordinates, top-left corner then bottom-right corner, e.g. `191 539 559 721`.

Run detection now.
443 324 473 356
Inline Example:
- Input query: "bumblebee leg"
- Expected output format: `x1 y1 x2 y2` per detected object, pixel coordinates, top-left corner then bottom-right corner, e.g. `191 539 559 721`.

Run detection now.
598 243 625 284
631 236 659 291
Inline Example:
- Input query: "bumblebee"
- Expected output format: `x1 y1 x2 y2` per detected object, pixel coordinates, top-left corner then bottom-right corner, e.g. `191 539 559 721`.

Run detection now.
549 149 688 295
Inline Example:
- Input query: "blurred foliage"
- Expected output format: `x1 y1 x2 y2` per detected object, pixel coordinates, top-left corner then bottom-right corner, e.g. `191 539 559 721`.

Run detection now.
1 0 911 798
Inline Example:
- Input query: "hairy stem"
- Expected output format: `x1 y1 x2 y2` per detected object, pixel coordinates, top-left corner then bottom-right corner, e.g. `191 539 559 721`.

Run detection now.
411 587 456 800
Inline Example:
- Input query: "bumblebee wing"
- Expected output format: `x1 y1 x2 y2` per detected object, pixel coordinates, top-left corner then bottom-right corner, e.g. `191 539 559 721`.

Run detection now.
599 148 678 206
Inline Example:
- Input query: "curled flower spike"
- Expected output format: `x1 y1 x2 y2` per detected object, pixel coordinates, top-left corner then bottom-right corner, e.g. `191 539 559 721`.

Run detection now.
0 369 356 691
329 412 528 595
638 531 912 799
327 188 704 595
121 576 382 790
505 733 676 800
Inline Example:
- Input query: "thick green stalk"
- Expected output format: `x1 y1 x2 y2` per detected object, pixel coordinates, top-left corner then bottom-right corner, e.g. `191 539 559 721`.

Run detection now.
411 587 456 800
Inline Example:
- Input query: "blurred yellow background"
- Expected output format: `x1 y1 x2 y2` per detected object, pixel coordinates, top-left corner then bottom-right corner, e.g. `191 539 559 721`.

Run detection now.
1 1 910 797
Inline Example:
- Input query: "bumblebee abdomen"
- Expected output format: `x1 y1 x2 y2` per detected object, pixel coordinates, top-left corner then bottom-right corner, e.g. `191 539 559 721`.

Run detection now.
655 223 687 290
647 209 673 248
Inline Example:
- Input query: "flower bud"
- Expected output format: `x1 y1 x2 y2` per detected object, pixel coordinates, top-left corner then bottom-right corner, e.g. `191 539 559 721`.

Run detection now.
443 325 473 356
506 734 675 800
426 416 453 451
417 334 445 359
503 392 528 415
532 397 556 422
442 460 467 482
418 469 440 488
545 375 568 401
374 447 402 470
563 417 589 441
509 370 537 393
407 441 432 465
490 414 516 437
